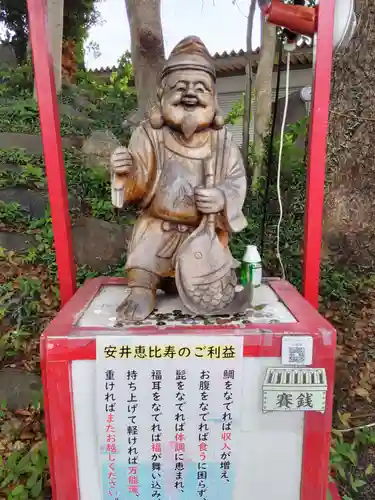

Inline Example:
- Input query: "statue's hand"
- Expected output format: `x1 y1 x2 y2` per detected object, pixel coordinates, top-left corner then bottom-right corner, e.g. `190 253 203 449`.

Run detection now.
195 187 225 214
110 147 133 175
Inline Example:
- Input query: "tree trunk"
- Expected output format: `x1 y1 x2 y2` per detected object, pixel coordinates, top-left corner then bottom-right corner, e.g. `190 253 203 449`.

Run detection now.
252 16 277 190
242 0 257 170
33 0 64 98
62 39 78 85
125 0 165 124
47 0 64 93
325 0 375 270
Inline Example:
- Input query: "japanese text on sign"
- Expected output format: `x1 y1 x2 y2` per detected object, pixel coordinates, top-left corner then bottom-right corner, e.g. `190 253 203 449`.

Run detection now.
102 344 238 360
126 369 139 493
104 369 118 500
97 336 244 500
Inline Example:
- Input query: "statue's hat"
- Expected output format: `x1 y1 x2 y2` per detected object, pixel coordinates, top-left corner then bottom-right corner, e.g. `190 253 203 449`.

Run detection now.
161 36 216 81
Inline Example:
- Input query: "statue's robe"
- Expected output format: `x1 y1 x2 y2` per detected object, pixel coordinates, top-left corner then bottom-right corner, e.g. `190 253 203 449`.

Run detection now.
121 122 247 280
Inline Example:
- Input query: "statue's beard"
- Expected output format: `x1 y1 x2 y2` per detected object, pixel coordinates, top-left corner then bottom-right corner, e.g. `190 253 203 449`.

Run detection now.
180 114 200 140
161 102 215 139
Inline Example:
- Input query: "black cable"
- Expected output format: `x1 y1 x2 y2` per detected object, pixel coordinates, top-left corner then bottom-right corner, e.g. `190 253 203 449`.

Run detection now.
260 39 283 258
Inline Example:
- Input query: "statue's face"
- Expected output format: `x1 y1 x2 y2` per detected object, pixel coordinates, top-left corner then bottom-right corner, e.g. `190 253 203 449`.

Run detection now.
161 70 216 138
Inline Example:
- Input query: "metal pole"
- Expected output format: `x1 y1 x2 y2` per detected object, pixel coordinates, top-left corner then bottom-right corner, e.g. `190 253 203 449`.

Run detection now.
302 0 335 308
26 0 76 305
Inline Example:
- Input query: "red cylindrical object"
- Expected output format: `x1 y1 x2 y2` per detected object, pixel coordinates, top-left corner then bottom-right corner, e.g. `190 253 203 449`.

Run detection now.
265 1 317 37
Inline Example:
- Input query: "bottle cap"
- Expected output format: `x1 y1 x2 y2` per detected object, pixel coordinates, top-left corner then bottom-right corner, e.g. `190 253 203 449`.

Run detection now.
243 245 261 263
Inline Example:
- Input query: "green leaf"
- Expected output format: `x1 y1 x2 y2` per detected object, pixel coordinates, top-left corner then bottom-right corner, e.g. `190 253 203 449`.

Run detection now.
10 484 25 495
26 471 38 489
326 490 332 500
366 463 374 475
31 478 43 498
30 450 39 466
337 465 347 480
5 451 21 470
14 452 32 474
34 453 46 474
365 431 375 445
1 473 15 488
351 478 366 490
40 440 48 458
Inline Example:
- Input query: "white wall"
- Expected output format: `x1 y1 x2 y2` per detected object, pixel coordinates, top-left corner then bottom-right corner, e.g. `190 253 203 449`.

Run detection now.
217 68 313 94
217 68 313 146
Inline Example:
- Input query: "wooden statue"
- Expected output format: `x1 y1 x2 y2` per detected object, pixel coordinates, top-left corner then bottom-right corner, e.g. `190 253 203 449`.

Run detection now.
110 36 247 321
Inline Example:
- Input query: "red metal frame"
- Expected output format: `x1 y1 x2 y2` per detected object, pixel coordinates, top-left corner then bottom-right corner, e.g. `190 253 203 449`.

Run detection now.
41 278 337 500
302 0 336 307
26 0 76 306
26 0 339 495
26 0 335 310
329 482 341 500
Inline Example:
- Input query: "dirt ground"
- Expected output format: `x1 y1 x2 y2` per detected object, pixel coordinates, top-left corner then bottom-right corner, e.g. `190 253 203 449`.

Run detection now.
324 289 375 499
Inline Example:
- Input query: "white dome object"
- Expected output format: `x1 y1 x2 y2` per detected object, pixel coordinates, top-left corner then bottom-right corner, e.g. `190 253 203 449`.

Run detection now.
333 0 356 51
300 85 312 103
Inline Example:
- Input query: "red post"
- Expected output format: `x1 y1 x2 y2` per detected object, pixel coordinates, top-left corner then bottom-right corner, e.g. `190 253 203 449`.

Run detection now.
302 0 335 308
26 0 76 305
328 482 342 500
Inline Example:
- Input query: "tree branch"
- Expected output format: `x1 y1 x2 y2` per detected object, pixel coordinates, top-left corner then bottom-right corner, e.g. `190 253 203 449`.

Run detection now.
242 0 257 169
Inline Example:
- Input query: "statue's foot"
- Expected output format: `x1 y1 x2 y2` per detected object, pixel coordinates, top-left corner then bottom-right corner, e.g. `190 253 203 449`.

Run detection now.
116 287 155 321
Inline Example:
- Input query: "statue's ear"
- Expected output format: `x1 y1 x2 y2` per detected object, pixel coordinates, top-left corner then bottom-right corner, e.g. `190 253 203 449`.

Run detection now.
212 104 225 129
149 104 164 129
156 87 163 102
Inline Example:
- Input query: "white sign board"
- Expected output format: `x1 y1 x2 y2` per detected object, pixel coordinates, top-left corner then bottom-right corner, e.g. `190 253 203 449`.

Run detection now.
96 335 244 500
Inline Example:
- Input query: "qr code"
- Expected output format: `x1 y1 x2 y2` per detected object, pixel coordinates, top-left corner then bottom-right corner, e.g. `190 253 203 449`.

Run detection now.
288 346 306 364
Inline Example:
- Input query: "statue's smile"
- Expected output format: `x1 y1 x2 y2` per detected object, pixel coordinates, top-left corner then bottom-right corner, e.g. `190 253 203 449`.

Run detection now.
183 103 197 111
180 96 201 110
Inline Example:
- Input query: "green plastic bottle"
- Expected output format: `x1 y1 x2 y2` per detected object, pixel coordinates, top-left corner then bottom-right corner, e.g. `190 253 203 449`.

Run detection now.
241 245 262 288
